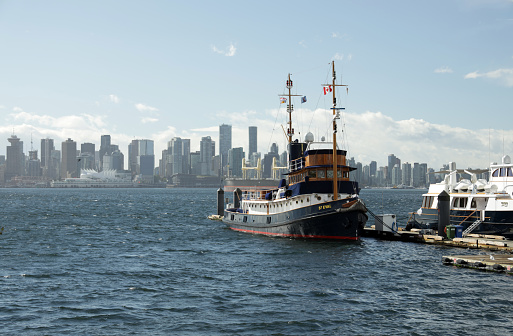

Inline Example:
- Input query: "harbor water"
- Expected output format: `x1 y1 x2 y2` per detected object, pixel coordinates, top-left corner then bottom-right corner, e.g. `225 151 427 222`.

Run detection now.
1 188 512 335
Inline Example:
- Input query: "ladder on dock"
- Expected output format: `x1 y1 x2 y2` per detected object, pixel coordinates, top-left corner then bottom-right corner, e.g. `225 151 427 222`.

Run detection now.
463 219 482 237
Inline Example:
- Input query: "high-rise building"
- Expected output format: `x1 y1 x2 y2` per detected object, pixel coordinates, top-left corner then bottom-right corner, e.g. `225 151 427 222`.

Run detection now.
61 138 78 179
40 138 53 169
219 124 232 173
370 161 377 177
168 137 183 176
5 134 24 182
99 135 112 170
200 136 214 176
391 163 401 186
27 150 42 177
387 154 397 182
270 143 279 155
249 126 257 157
182 138 190 174
228 147 245 177
80 143 96 170
190 151 201 175
402 162 412 186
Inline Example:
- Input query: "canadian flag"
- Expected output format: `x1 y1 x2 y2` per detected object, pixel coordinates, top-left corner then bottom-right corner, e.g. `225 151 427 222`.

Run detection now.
323 85 332 95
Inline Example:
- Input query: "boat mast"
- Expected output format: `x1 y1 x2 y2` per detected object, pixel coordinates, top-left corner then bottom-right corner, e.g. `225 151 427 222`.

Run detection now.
280 74 303 144
325 61 347 199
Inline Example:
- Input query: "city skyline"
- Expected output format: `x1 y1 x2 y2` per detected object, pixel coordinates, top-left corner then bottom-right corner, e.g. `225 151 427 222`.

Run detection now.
1 1 512 169
0 129 482 173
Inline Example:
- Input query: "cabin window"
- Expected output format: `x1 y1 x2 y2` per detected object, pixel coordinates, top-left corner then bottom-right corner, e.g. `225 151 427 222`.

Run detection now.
308 170 317 178
492 169 499 177
508 168 513 177
453 197 468 208
317 169 326 179
343 172 349 178
267 217 271 224
243 216 248 223
327 169 333 178
470 199 477 208
337 170 342 178
422 196 434 208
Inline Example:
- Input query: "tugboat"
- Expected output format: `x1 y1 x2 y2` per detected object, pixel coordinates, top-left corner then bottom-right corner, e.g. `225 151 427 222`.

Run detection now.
410 155 513 238
223 62 368 239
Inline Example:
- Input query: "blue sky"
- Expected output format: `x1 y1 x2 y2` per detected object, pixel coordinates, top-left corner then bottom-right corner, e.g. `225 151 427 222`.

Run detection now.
1 0 512 170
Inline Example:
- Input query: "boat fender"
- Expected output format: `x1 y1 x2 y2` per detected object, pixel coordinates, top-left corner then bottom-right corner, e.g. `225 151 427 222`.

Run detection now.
473 262 486 268
492 264 505 271
442 257 453 264
456 259 467 265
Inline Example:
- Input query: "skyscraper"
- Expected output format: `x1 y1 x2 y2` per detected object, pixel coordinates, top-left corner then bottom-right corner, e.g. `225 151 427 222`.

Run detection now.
99 135 111 170
168 137 183 175
228 147 245 177
200 136 213 176
61 138 78 179
40 138 53 169
249 126 257 157
80 143 96 170
219 124 232 173
5 134 24 182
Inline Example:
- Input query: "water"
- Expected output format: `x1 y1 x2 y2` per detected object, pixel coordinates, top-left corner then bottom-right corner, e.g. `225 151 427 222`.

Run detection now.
1 188 512 335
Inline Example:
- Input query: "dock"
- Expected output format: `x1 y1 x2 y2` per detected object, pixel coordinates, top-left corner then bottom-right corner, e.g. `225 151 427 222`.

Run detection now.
442 254 513 274
363 227 513 251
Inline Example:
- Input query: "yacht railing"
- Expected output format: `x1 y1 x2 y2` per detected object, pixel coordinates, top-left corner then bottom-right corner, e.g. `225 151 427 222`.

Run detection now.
289 158 305 172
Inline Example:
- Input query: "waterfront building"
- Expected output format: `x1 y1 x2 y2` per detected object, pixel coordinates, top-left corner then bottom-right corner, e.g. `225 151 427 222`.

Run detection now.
5 134 24 182
61 138 78 179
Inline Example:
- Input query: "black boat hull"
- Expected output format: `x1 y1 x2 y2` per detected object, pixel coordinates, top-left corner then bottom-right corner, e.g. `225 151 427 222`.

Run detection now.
223 198 367 240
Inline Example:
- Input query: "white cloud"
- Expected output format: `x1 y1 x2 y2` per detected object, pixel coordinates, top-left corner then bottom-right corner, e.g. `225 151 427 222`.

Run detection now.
212 43 237 57
141 117 158 124
333 53 352 61
135 103 159 112
109 94 119 103
464 68 513 86
3 107 511 172
435 66 453 74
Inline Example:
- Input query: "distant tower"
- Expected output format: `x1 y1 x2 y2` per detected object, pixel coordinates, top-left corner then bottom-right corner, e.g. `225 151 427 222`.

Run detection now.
249 126 257 158
99 135 112 170
61 138 78 178
200 136 214 176
5 134 24 182
228 147 245 177
80 143 96 170
219 124 232 173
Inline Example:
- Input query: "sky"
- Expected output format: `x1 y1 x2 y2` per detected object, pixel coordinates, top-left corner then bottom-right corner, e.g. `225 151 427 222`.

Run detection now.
0 0 512 170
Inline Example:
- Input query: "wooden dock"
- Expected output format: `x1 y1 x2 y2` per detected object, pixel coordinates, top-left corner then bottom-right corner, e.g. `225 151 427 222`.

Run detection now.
442 254 513 274
363 227 513 252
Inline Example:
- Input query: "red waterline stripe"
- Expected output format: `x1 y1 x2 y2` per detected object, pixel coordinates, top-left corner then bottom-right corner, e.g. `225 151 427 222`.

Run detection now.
230 227 359 240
